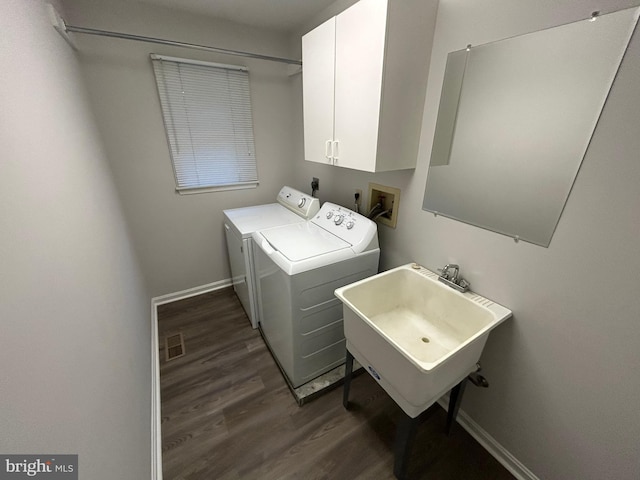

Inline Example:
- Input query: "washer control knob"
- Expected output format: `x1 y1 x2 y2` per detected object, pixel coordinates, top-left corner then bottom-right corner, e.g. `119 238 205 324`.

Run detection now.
334 214 344 225
298 198 306 208
346 221 355 230
326 211 333 219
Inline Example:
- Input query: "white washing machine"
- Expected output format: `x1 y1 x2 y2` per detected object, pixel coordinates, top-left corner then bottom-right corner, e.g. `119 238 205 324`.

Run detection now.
252 202 379 388
223 186 319 329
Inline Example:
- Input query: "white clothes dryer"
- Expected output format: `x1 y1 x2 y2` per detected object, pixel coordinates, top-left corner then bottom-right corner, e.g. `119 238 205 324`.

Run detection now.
223 186 319 328
252 202 379 388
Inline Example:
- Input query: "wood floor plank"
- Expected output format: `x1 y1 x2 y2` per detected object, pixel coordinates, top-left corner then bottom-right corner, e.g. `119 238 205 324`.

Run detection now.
159 287 515 480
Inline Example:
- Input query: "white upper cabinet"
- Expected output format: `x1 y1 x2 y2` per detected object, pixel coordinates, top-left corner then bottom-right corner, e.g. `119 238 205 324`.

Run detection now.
302 17 336 166
302 0 438 172
333 0 386 171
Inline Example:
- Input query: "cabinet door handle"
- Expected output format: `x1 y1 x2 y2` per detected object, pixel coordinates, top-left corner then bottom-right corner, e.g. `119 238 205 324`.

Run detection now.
325 140 332 162
333 140 339 163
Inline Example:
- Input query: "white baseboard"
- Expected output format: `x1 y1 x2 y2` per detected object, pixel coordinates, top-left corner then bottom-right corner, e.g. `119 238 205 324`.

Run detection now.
150 278 232 479
152 278 233 306
150 303 162 480
437 397 539 480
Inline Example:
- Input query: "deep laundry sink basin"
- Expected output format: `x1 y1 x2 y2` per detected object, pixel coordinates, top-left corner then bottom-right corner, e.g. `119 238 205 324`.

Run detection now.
335 263 511 417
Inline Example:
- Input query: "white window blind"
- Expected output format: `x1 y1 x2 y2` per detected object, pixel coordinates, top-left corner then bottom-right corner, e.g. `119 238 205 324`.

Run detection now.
151 54 258 192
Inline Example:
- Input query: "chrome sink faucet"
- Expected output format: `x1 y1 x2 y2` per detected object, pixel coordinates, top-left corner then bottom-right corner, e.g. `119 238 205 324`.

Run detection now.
441 264 459 282
438 264 470 293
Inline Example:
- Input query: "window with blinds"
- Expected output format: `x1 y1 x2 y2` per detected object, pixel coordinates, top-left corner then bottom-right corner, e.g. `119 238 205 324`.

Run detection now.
151 54 258 193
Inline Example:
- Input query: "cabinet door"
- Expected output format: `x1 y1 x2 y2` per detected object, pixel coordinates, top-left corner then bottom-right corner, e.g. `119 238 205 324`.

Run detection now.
302 17 336 165
334 0 387 171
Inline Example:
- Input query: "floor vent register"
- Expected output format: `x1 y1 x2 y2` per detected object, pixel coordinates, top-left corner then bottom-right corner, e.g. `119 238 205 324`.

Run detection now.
165 333 185 361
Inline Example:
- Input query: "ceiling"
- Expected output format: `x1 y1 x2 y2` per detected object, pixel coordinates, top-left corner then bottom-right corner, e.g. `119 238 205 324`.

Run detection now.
135 0 339 33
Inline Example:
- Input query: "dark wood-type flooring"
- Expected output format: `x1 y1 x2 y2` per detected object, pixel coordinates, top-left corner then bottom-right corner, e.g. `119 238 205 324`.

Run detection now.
158 287 516 480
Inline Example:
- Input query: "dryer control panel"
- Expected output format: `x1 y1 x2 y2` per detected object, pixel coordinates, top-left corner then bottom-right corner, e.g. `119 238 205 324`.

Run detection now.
312 202 379 253
277 186 320 219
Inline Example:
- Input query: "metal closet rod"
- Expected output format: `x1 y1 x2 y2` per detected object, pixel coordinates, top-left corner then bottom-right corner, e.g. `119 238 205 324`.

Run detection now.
64 24 303 66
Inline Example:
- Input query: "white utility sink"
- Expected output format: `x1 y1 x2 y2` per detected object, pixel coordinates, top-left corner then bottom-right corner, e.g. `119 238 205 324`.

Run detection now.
335 263 511 417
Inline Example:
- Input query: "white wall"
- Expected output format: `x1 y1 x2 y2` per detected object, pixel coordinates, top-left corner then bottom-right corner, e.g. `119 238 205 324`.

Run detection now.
62 0 301 297
0 1 151 478
292 1 640 479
